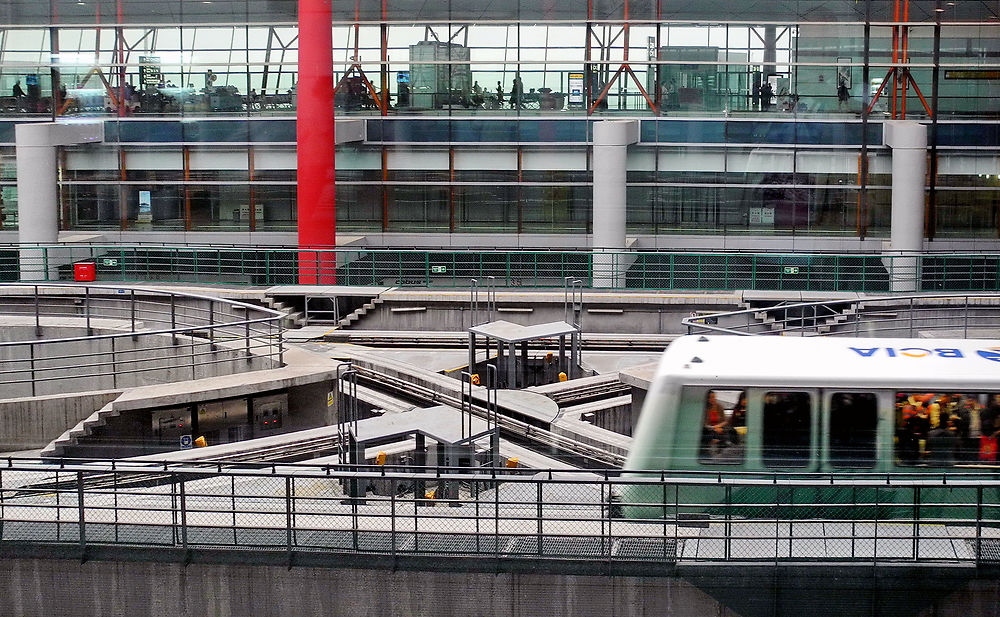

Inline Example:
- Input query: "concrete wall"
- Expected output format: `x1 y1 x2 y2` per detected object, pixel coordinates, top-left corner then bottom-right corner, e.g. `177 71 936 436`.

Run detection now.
0 390 121 451
0 557 998 617
1 325 274 398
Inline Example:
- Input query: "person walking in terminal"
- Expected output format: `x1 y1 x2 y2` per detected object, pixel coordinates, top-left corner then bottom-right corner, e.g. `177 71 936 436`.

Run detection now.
837 77 850 111
496 81 504 107
759 81 774 111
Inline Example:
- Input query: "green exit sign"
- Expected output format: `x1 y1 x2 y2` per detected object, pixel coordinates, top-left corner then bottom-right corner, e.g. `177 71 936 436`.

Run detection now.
429 265 448 274
783 266 800 275
101 258 119 267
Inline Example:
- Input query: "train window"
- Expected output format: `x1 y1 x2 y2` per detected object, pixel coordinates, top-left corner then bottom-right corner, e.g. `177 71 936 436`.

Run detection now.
829 393 877 468
698 389 746 465
762 392 811 467
895 392 1000 467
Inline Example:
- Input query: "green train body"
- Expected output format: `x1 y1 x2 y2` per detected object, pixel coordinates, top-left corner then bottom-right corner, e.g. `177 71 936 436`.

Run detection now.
622 335 1000 520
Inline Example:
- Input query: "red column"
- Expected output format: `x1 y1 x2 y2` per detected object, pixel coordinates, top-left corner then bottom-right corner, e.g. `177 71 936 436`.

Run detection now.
297 0 337 284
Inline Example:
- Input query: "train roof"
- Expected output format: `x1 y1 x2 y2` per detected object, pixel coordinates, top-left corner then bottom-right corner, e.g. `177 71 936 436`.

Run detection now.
658 335 1000 390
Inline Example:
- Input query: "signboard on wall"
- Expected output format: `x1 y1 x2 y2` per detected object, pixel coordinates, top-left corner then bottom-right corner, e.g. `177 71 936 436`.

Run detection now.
137 190 152 223
139 56 162 86
568 72 584 105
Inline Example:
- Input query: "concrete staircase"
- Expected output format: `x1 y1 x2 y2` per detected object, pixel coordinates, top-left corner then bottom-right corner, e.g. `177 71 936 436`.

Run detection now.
43 400 119 457
264 298 307 329
753 301 859 335
336 296 384 329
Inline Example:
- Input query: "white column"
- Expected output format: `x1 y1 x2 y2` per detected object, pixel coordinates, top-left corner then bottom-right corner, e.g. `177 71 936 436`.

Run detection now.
882 120 927 292
592 120 638 288
15 122 104 281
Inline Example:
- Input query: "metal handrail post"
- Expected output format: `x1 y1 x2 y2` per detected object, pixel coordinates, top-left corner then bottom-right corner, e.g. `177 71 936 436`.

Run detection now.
130 289 137 340
33 285 40 337
84 286 91 336
29 343 36 397
170 294 177 345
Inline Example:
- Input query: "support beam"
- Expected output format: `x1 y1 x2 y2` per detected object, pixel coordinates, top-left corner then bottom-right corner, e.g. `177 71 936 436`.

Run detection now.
592 120 638 288
297 0 336 284
15 122 103 281
883 120 928 292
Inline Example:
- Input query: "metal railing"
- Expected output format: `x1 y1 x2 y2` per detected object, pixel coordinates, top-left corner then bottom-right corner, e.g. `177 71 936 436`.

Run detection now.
683 293 1000 338
1 460 998 566
5 244 1000 292
0 284 285 398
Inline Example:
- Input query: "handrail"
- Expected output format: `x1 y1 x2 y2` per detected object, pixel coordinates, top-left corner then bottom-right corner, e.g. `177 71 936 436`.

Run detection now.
682 292 1000 337
0 283 285 398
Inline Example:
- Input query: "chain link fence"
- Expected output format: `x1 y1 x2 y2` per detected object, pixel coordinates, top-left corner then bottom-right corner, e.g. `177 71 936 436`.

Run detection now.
1 462 998 565
5 245 1000 291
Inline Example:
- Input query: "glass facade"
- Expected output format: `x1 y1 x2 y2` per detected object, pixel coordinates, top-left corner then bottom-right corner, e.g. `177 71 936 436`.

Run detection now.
0 0 998 239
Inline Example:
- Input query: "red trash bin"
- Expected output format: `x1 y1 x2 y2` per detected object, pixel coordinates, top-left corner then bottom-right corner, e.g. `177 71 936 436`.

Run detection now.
73 261 96 282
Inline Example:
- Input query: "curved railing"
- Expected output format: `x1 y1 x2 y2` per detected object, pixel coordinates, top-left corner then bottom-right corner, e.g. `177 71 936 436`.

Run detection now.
0 283 285 398
681 292 1000 338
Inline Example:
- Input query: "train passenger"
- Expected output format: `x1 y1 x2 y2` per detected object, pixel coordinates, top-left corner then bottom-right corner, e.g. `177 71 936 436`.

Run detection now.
701 391 731 454
926 416 958 466
731 393 747 428
899 405 929 463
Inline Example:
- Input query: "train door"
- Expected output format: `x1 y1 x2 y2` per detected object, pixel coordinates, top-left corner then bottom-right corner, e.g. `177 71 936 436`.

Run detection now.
755 388 820 471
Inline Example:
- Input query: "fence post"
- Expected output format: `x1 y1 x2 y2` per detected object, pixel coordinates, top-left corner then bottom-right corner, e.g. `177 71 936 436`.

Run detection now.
286 476 294 566
179 477 188 553
536 479 543 556
391 479 397 561
976 485 983 567
77 470 86 562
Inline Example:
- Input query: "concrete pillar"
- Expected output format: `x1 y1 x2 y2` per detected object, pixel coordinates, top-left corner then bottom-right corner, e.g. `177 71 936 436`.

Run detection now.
762 26 777 78
592 120 638 288
297 0 337 284
883 120 927 292
15 122 103 281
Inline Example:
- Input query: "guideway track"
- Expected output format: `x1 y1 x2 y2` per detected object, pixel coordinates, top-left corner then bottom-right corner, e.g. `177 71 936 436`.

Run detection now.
350 364 626 468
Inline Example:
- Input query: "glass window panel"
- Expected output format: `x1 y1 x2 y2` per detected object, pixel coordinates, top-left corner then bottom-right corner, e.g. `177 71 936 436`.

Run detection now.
698 389 747 465
454 185 518 232
895 392 1000 466
762 391 812 467
188 184 248 231
830 392 878 468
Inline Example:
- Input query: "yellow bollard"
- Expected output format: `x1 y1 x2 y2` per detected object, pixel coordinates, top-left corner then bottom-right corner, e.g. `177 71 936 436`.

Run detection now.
558 372 568 382
505 457 519 468
375 451 387 465
194 436 207 448
471 373 480 385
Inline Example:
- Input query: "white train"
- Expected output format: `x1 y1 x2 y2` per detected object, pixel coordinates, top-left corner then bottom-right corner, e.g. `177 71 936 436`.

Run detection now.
625 335 1000 473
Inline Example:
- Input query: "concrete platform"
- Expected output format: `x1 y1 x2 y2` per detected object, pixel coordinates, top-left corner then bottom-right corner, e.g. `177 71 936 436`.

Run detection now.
618 362 660 391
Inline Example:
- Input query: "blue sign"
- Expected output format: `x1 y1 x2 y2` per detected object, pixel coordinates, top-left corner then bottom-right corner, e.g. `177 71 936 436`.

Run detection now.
179 435 193 449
